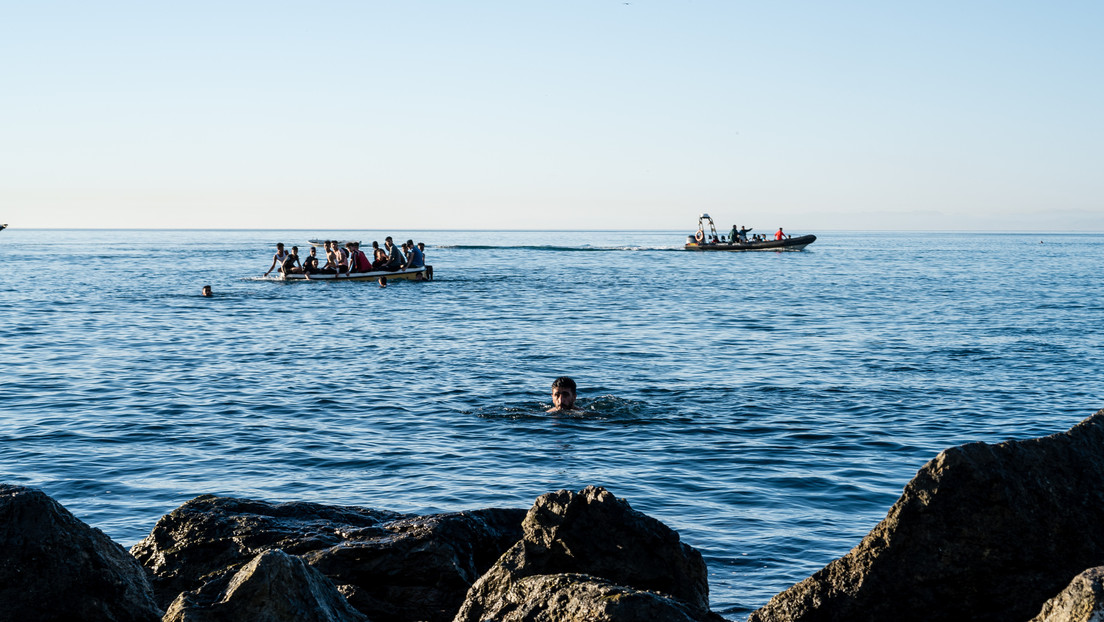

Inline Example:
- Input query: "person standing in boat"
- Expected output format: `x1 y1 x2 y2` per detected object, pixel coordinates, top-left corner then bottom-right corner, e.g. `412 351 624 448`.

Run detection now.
263 243 289 277
775 228 785 240
729 225 739 245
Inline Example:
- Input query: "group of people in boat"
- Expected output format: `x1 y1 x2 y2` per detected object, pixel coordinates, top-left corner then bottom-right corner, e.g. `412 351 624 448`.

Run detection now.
263 236 425 278
696 226 791 245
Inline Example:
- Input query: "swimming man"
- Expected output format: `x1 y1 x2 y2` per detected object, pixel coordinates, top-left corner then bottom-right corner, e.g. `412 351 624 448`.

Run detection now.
546 376 579 412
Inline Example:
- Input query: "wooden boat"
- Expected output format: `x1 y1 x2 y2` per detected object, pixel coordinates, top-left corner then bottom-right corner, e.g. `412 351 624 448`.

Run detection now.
685 214 815 251
278 265 432 281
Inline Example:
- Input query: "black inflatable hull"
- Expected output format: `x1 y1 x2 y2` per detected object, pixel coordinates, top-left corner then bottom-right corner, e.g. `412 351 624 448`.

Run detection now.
685 234 816 251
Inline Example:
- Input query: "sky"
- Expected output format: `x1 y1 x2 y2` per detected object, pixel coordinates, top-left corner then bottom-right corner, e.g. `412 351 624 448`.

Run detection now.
2 1 1103 231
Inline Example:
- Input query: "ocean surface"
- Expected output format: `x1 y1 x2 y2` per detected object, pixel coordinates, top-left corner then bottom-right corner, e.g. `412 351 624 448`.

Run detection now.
2 228 1102 619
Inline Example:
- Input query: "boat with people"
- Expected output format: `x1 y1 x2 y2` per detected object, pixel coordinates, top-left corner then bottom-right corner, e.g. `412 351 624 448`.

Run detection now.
264 237 433 282
280 265 432 281
685 214 816 251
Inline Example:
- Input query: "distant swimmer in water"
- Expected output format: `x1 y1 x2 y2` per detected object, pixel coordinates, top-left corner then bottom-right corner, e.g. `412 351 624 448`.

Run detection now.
546 376 579 413
201 285 212 297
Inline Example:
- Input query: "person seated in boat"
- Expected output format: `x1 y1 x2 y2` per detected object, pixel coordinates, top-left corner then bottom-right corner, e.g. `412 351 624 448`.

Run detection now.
546 376 579 413
263 243 289 277
341 242 357 274
280 246 303 275
775 228 785 240
349 242 371 273
383 236 404 271
403 238 425 269
319 241 339 275
301 246 320 276
417 242 426 262
371 241 388 270
334 242 351 276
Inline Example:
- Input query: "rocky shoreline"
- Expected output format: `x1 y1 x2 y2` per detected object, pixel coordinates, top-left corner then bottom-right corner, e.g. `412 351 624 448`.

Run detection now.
3 411 1104 621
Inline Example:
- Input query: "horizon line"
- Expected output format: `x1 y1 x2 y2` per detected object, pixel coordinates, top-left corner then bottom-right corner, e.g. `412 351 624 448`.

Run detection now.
3 227 1104 234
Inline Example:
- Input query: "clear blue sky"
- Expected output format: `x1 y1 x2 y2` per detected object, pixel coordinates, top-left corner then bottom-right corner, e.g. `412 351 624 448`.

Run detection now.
3 1 1102 230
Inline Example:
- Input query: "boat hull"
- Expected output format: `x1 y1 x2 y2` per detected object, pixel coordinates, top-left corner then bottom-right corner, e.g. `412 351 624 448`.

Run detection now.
685 234 816 252
278 265 432 281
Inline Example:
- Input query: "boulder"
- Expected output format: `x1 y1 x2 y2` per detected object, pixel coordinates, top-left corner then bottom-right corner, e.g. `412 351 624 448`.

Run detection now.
748 410 1104 622
131 495 525 622
1030 566 1104 622
0 483 162 622
458 572 707 622
454 486 719 622
163 549 368 622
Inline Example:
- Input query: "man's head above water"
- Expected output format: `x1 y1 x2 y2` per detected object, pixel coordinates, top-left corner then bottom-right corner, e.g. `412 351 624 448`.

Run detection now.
548 376 577 412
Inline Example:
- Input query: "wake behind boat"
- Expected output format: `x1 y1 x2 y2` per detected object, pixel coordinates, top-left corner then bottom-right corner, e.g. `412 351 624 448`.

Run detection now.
685 214 815 251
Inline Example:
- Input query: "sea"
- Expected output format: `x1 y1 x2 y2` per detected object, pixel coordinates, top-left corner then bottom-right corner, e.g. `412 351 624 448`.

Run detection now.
1 228 1102 620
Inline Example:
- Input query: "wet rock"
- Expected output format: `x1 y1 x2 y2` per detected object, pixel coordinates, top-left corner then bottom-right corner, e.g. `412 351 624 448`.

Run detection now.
455 486 718 622
131 495 525 622
1030 567 1104 622
0 483 161 622
163 549 368 622
748 410 1104 622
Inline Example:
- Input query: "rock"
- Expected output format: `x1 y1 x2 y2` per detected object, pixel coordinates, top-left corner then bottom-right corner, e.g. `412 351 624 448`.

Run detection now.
459 573 708 622
0 483 162 622
454 486 718 622
131 495 525 622
1030 566 1104 622
748 410 1104 622
163 549 368 622
305 508 529 621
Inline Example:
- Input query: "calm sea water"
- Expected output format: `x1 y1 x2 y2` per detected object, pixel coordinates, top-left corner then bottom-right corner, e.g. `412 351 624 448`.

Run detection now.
2 228 1102 619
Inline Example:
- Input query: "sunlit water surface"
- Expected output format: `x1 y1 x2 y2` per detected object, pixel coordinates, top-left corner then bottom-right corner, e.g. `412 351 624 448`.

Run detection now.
2 229 1102 619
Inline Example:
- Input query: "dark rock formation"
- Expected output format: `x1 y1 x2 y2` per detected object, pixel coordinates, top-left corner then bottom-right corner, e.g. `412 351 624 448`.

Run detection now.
454 486 721 622
458 573 708 622
0 483 162 622
131 494 525 622
748 410 1104 622
163 549 368 622
1030 566 1104 622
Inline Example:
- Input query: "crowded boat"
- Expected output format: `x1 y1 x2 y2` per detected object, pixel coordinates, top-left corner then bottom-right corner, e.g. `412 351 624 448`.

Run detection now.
263 236 433 282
